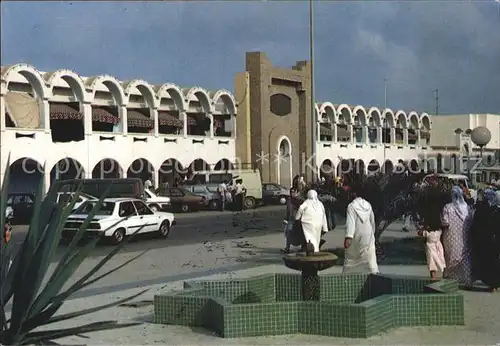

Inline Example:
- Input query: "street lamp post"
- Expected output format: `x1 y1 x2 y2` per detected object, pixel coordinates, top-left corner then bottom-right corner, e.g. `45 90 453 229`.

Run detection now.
309 0 316 181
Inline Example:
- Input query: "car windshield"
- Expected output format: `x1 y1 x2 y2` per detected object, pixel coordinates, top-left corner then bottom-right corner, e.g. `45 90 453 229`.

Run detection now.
179 188 194 196
73 201 115 215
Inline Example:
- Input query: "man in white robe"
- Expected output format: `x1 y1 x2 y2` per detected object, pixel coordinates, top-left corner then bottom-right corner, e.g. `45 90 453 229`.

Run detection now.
294 190 328 252
343 185 379 274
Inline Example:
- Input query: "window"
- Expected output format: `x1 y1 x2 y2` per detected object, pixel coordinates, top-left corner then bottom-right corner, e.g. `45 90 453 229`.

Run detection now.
133 201 154 215
265 184 279 191
118 201 137 217
75 201 115 215
192 186 206 194
169 189 184 197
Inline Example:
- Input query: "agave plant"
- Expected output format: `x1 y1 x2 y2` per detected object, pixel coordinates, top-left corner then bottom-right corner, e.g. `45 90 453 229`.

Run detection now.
0 157 148 345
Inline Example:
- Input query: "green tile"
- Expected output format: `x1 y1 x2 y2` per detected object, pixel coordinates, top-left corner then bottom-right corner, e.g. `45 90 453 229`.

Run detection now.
153 272 465 338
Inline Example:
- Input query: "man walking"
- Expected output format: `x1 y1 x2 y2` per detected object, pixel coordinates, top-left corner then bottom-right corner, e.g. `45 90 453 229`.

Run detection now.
218 180 227 211
343 184 379 274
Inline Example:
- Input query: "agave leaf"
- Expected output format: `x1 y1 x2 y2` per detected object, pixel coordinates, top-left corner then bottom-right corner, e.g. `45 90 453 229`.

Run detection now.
10 184 83 337
23 289 147 332
49 225 146 306
21 321 140 345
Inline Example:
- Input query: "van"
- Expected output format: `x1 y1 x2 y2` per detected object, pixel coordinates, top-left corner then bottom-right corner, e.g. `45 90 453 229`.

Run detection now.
229 169 263 209
56 178 144 199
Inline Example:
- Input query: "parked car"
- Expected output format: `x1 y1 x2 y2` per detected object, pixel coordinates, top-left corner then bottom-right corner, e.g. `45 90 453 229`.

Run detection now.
143 188 171 212
63 198 175 245
182 184 220 210
6 193 36 224
155 187 205 212
56 192 98 210
262 183 290 205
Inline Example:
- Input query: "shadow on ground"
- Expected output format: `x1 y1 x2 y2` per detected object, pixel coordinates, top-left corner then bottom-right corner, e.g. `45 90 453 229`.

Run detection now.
241 236 427 266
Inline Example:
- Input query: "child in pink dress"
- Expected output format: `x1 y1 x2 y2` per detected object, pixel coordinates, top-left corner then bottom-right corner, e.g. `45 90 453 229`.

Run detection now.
418 228 446 280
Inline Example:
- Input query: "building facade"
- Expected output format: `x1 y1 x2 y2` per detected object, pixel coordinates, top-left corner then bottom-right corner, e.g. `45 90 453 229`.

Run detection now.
235 52 434 185
425 113 500 182
0 64 237 193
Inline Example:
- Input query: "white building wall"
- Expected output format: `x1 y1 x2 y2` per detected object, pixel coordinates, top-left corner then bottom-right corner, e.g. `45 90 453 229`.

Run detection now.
0 64 238 193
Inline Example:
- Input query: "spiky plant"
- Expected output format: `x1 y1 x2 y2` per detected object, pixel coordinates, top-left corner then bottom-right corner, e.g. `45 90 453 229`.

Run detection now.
0 158 147 345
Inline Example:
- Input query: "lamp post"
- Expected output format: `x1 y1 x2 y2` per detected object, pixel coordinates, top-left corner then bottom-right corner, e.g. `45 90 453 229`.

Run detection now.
309 0 316 181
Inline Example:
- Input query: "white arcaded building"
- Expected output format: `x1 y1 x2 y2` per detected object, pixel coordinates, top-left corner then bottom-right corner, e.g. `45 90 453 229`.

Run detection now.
314 102 433 176
0 64 237 193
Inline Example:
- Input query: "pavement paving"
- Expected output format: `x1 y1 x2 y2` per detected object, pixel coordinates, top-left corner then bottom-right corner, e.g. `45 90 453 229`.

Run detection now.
7 206 500 345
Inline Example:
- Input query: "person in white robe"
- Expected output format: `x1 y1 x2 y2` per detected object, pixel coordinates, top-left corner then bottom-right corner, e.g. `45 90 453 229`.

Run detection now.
343 185 379 274
294 190 328 252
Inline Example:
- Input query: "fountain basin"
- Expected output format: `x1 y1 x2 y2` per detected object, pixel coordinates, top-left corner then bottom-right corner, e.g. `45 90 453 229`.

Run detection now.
282 252 338 272
154 273 464 338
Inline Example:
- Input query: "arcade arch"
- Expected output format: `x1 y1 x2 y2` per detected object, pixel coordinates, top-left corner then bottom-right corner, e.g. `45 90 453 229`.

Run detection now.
91 158 122 179
50 157 85 183
184 87 212 136
2 64 47 129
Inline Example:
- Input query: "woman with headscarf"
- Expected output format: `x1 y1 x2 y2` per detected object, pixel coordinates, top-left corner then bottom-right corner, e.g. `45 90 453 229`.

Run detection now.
471 188 500 291
441 185 474 288
294 189 329 252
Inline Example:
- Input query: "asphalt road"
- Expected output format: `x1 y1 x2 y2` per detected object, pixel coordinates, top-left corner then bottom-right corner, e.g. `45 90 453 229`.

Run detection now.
9 205 287 258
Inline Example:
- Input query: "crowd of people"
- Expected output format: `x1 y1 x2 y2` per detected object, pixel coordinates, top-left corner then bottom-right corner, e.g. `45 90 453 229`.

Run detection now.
282 173 500 292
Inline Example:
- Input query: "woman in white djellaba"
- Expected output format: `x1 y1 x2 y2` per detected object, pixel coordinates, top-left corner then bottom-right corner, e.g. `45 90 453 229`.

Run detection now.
343 184 379 274
291 189 329 252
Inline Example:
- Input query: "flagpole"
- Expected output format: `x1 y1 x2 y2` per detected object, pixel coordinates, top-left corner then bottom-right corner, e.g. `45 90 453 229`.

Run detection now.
309 0 316 180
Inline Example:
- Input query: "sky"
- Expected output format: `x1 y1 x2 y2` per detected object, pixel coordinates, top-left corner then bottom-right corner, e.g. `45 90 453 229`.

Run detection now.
1 1 499 115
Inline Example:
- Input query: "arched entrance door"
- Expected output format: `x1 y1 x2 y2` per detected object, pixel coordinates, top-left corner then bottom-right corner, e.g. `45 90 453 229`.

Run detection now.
277 136 292 188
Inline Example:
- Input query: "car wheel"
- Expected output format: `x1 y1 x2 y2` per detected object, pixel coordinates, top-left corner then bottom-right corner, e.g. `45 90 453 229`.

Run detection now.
158 220 170 238
209 200 218 210
149 204 159 212
181 204 190 213
111 228 125 245
244 197 256 209
279 196 288 205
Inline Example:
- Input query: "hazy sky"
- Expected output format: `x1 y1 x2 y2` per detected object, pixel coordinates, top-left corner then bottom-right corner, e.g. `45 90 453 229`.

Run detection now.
1 1 499 115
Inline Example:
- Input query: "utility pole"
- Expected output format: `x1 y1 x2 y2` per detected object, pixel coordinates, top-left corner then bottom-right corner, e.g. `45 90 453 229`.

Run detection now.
309 0 316 181
384 78 388 109
434 88 439 116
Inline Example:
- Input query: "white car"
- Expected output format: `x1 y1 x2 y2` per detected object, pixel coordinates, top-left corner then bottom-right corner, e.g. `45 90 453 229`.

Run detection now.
63 198 175 244
56 192 98 210
143 188 171 211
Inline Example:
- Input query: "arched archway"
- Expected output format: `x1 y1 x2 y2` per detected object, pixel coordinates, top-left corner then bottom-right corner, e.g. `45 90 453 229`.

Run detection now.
277 136 292 188
320 159 335 180
383 160 394 174
354 159 365 181
409 159 419 174
159 158 186 187
127 159 154 183
50 158 84 183
184 87 212 136
214 158 234 171
367 159 380 175
8 157 43 193
336 159 353 183
92 158 122 179
189 158 211 183
87 76 124 133
211 90 237 138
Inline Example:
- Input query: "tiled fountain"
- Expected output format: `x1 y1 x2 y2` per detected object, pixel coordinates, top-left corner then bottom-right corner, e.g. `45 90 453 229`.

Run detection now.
154 250 464 338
